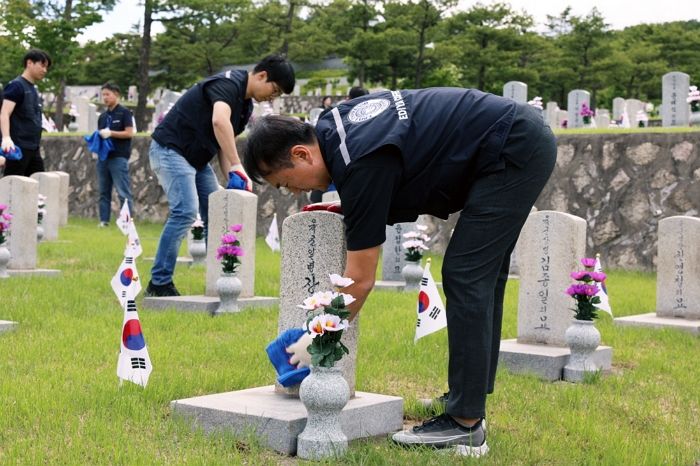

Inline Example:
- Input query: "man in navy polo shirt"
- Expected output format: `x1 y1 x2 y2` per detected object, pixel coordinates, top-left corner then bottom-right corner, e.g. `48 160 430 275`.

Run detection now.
243 88 557 457
96 82 134 227
0 49 51 176
145 54 295 297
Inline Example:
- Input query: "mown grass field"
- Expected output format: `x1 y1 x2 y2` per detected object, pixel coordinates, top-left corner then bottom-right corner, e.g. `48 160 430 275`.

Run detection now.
0 218 698 465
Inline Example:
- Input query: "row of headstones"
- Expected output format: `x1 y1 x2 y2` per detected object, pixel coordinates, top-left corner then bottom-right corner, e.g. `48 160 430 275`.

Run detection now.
0 173 70 270
504 72 696 129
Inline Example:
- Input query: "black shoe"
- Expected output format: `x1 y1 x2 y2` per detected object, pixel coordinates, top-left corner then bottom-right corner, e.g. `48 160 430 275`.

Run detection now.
145 280 180 297
392 414 488 457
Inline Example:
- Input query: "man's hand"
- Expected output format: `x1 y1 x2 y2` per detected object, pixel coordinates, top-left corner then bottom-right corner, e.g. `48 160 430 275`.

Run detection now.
98 128 112 139
286 332 313 368
302 201 342 214
229 163 252 192
1 137 15 154
0 155 5 168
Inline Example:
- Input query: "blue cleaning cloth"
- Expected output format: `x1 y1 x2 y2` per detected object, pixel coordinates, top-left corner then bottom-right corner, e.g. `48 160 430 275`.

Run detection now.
84 131 114 161
4 146 22 161
226 171 247 190
265 328 310 387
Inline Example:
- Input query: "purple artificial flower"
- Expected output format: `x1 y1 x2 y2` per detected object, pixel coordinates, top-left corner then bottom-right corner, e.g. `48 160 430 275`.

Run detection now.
0 204 7 211
566 284 599 297
2 213 11 221
570 271 590 281
229 224 243 232
230 246 243 257
580 257 596 269
589 272 606 282
221 233 238 244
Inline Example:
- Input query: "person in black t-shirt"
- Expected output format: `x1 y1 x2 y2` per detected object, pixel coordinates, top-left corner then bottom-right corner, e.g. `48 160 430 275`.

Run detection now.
145 55 295 297
96 82 134 227
243 88 557 457
0 49 51 177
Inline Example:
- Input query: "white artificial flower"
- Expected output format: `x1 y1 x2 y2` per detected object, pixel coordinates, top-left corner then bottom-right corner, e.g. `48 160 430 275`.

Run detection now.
403 231 420 239
339 293 356 307
329 273 354 288
321 314 346 332
308 315 326 336
415 224 428 231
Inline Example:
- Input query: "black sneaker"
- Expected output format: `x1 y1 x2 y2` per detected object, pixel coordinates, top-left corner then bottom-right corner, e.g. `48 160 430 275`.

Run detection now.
145 280 180 297
392 414 488 457
419 392 487 432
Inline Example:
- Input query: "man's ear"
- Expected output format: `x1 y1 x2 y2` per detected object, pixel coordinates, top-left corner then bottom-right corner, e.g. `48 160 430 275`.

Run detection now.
290 145 312 163
255 70 269 82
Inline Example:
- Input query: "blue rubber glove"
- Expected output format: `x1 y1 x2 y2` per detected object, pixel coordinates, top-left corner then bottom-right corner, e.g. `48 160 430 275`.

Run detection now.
226 171 247 190
4 146 22 161
266 328 311 387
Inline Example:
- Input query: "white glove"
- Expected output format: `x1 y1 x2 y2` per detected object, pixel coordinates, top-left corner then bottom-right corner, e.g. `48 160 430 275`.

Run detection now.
230 163 253 192
99 128 112 139
286 332 313 368
1 137 15 153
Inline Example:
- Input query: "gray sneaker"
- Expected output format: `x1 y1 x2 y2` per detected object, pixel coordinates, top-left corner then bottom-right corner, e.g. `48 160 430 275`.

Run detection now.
418 392 487 433
392 414 488 457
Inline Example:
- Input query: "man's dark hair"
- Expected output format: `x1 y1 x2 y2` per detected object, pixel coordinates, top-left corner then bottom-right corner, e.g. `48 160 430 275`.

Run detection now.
348 86 369 99
23 49 52 69
253 55 295 94
243 116 316 184
101 82 121 94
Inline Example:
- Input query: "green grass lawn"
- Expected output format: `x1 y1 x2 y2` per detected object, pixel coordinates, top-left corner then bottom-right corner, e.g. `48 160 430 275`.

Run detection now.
1 218 698 465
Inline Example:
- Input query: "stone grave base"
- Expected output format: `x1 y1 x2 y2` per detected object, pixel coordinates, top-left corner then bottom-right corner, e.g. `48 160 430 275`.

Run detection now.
614 313 700 335
499 339 613 381
142 295 278 312
7 269 61 277
171 385 403 455
0 320 17 333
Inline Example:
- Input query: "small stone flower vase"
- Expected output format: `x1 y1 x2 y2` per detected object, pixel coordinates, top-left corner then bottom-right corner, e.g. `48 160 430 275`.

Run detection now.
689 111 700 126
0 245 10 278
188 238 206 266
213 272 241 315
36 224 44 242
563 319 601 383
297 366 350 460
401 260 423 291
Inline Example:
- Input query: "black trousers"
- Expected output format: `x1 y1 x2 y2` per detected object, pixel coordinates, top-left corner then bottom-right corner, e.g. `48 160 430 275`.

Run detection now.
443 107 557 419
3 147 44 177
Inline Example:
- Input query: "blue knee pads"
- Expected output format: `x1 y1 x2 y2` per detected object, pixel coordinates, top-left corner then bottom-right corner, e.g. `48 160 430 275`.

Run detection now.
266 328 310 387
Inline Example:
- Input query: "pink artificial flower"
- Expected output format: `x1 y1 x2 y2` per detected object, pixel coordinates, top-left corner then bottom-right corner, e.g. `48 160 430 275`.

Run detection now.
0 204 7 210
221 233 238 244
229 224 243 232
589 272 606 282
570 271 590 281
566 284 599 297
580 257 596 269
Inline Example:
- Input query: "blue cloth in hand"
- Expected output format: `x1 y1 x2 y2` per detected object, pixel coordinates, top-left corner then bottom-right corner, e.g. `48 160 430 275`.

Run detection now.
226 171 247 190
84 131 114 161
266 328 310 387
4 146 22 161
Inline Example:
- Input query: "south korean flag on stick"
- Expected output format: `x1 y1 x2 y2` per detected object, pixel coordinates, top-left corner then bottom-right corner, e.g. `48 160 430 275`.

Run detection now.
116 200 131 235
117 299 153 387
124 222 143 259
415 258 447 343
111 255 142 307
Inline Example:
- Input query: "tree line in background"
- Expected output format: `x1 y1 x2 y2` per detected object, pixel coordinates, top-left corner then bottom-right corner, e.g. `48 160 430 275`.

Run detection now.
2 0 700 130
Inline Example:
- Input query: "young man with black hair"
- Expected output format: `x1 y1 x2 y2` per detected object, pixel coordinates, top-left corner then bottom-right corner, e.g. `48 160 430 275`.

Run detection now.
0 49 52 176
96 82 134 227
146 54 295 297
243 87 557 457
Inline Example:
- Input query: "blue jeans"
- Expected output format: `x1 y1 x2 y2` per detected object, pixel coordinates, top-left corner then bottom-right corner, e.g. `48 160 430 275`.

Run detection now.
149 140 220 285
97 157 133 223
